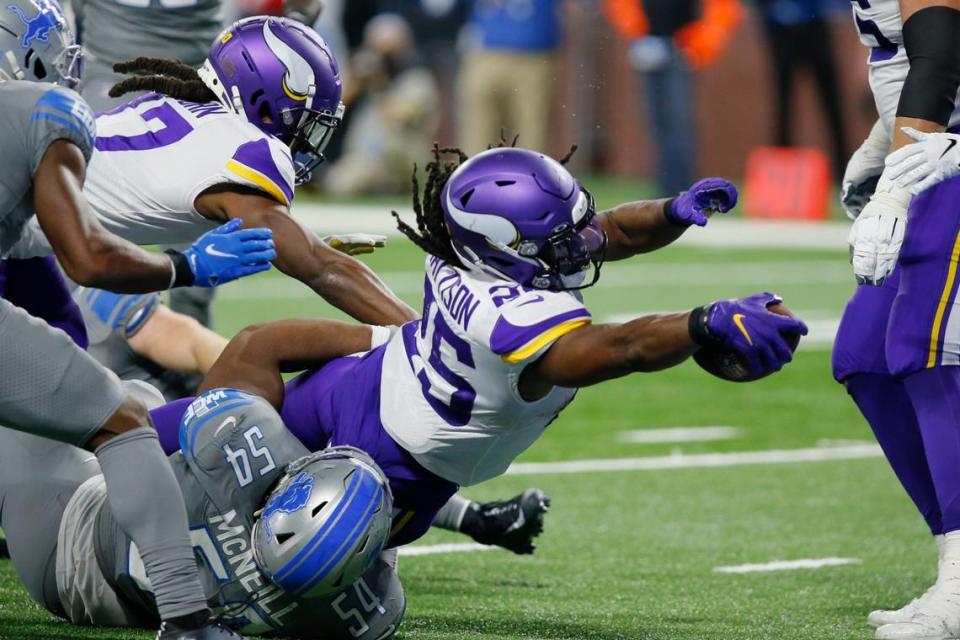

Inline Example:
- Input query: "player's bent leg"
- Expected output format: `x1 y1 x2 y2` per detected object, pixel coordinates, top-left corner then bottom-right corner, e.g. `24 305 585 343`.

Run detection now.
0 299 229 637
0 427 99 619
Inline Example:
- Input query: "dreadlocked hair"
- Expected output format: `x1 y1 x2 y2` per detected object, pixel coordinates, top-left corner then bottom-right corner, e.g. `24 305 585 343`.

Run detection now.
391 140 579 265
392 143 466 266
109 57 218 102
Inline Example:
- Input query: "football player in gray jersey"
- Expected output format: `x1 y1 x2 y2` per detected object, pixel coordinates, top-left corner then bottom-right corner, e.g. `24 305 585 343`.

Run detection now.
0 1 276 637
0 392 405 639
74 284 553 551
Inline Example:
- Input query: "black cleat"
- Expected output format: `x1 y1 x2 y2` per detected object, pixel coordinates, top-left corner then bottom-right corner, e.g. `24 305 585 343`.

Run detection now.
461 488 551 555
157 620 247 640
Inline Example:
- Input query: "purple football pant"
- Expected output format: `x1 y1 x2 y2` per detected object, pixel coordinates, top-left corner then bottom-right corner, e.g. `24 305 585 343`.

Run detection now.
834 176 960 535
0 257 88 349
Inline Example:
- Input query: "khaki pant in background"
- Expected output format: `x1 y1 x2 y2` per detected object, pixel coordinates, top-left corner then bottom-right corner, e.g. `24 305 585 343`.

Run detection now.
458 50 556 155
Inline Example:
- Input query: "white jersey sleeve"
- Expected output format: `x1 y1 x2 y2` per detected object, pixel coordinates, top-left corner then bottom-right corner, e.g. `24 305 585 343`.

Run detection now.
851 0 960 132
379 257 590 486
77 94 294 248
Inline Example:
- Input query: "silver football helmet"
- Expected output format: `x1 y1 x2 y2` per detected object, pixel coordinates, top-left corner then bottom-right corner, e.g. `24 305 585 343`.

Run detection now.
0 0 81 87
252 446 393 599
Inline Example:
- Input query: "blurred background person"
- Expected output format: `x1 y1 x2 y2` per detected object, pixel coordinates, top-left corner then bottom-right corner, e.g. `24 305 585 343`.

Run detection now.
458 0 561 154
753 0 849 181
603 0 742 197
324 13 440 196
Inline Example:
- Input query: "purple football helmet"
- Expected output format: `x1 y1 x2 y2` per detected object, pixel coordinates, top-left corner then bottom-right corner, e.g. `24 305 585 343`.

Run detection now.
198 16 344 183
442 148 607 291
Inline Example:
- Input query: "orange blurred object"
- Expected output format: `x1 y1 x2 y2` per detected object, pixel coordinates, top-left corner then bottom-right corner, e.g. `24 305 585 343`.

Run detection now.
743 147 831 221
602 0 743 69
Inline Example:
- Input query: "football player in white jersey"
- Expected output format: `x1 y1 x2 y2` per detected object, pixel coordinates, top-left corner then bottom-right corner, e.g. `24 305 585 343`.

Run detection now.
834 0 960 637
148 146 807 548
11 16 418 328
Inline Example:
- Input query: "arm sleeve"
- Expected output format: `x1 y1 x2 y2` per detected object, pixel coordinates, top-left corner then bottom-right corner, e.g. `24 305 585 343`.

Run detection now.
489 291 592 365
74 287 160 342
27 87 96 173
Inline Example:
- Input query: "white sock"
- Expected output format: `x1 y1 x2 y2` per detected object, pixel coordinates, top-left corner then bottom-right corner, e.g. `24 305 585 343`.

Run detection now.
937 531 960 585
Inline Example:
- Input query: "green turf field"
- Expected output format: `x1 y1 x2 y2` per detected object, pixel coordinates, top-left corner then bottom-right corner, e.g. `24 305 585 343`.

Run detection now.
0 227 935 640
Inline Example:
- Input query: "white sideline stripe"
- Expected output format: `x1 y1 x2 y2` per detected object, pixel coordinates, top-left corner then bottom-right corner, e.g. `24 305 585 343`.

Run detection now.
617 426 741 444
713 558 862 574
504 444 883 476
399 542 495 557
292 204 851 251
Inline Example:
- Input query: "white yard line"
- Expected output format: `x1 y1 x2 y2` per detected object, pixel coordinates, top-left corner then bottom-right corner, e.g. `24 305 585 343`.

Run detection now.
504 444 882 476
398 542 495 557
713 558 862 574
617 426 741 444
293 204 851 251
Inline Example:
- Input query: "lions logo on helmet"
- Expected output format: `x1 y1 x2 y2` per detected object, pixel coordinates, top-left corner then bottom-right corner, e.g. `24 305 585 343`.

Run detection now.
0 0 81 87
252 446 393 599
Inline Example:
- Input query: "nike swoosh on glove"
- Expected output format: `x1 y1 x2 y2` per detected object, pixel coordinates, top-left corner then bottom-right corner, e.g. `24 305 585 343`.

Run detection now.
666 177 738 227
702 292 808 379
848 170 912 286
183 219 276 287
885 127 960 195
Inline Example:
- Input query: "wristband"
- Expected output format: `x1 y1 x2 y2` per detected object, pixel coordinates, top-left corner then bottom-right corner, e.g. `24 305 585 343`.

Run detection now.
165 250 195 289
664 198 684 226
688 304 717 346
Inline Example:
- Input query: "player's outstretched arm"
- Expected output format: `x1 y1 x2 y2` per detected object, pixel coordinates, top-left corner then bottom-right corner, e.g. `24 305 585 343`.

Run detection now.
195 187 419 325
128 305 228 375
520 292 807 399
35 141 276 293
198 319 377 408
597 178 738 261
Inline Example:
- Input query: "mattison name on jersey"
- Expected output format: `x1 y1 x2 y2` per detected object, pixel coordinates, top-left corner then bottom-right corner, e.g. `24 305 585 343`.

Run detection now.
428 256 481 330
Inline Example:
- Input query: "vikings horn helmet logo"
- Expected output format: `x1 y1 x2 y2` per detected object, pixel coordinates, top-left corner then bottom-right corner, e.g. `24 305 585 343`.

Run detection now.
261 20 312 103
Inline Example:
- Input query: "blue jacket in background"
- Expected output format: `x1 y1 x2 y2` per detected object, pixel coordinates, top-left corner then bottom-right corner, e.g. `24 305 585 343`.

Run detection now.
470 0 560 51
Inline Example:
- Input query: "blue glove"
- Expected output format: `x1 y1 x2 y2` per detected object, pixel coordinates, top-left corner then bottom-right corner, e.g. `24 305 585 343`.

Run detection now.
667 177 739 227
173 219 276 288
693 292 808 378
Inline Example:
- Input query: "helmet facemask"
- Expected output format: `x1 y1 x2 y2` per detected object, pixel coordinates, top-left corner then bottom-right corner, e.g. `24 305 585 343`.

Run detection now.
522 189 607 291
289 100 344 185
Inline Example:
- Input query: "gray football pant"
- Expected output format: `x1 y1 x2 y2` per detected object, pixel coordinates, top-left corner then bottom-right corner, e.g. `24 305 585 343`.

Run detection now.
0 428 96 618
0 297 208 619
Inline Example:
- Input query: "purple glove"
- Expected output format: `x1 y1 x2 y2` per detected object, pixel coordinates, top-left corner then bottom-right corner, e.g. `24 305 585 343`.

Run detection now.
667 177 739 227
690 292 809 378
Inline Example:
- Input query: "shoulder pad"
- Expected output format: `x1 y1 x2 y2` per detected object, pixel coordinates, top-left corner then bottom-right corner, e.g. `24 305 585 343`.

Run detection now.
489 290 591 363
31 86 96 162
224 136 295 206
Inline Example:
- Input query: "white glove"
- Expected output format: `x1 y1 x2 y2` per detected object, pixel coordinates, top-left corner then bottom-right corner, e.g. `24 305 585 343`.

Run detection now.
322 233 387 256
848 170 912 286
885 127 960 195
841 119 890 220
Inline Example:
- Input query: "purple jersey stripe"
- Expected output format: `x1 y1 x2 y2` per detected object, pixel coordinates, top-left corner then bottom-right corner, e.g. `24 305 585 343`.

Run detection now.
231 138 294 204
489 307 592 356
